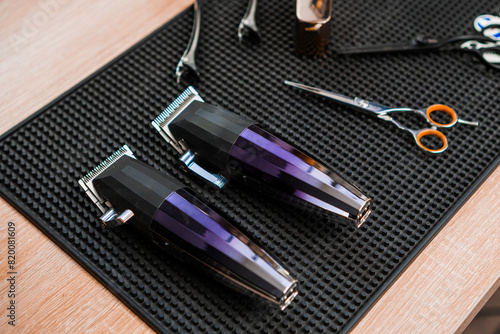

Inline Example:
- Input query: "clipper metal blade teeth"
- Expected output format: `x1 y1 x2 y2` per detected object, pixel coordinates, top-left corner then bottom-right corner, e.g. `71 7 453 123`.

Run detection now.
151 86 203 154
78 145 135 213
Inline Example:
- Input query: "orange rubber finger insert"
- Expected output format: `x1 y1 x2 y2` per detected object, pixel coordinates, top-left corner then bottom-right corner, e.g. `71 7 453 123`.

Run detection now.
426 104 457 127
416 129 448 153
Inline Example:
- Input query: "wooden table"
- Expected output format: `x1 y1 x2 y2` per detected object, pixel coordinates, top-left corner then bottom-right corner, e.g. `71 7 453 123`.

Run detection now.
0 1 498 332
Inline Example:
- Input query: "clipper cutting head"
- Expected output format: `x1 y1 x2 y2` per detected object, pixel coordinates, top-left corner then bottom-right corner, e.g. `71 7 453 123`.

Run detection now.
78 145 136 213
151 87 229 188
151 87 204 154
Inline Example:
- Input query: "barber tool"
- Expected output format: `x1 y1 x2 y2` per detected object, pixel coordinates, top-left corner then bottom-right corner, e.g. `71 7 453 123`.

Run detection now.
337 12 500 70
238 0 261 44
176 0 201 84
78 145 298 309
151 87 372 227
295 0 332 56
337 33 500 69
284 81 479 154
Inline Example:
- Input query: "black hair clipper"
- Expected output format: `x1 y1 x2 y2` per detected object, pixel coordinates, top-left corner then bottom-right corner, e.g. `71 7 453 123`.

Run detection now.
78 145 298 309
151 87 372 227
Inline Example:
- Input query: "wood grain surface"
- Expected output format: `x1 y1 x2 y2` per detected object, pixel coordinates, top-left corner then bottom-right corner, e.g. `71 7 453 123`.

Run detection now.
0 1 499 333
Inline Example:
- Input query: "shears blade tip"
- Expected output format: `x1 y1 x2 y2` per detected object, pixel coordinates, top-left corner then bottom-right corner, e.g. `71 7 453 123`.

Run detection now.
283 80 318 92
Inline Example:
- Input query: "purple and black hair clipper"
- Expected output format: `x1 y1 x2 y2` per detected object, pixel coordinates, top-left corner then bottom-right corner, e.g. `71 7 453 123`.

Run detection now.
78 145 298 309
152 87 372 227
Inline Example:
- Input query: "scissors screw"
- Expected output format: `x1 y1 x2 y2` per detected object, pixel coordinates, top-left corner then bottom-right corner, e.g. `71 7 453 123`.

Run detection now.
357 99 370 108
414 35 437 46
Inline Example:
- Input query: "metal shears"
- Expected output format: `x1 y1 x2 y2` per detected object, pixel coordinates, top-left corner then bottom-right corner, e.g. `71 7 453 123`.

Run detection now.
337 35 500 70
337 14 500 70
284 81 479 154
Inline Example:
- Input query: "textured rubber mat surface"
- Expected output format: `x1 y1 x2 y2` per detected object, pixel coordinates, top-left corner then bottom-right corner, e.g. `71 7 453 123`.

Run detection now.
1 1 500 333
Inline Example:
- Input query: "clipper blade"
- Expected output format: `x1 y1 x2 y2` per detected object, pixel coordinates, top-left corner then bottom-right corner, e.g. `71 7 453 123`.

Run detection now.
151 87 203 154
78 145 135 213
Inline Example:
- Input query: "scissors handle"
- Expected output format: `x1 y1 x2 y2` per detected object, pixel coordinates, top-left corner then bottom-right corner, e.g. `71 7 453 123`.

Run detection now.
425 104 458 127
476 47 500 69
413 129 448 154
424 104 480 127
460 40 500 70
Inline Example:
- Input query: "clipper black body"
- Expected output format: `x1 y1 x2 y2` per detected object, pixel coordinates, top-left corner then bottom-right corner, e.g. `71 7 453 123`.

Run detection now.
152 87 373 227
78 146 298 309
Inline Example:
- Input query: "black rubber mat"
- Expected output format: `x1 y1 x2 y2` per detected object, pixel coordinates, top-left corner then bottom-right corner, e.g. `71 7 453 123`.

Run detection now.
1 1 499 333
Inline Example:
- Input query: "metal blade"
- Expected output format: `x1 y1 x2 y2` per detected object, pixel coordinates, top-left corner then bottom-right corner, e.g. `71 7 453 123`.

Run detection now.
337 42 428 55
284 81 360 108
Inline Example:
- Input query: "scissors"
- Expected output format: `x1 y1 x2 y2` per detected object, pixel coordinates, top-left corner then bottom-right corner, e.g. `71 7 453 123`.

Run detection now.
284 81 479 154
337 34 500 70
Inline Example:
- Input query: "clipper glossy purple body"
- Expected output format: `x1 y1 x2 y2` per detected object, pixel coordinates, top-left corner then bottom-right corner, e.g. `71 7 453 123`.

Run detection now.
152 188 298 308
229 125 372 226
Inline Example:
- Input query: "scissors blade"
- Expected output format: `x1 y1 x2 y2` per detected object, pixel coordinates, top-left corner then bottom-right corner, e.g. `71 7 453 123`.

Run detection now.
337 35 493 55
336 37 444 55
284 81 360 107
284 80 391 115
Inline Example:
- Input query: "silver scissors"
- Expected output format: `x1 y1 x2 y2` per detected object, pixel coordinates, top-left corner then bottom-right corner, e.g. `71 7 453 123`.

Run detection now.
284 81 479 154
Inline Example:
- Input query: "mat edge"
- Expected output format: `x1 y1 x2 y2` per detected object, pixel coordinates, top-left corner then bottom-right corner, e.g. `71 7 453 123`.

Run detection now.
0 5 194 334
0 2 499 333
342 154 500 333
0 5 192 144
